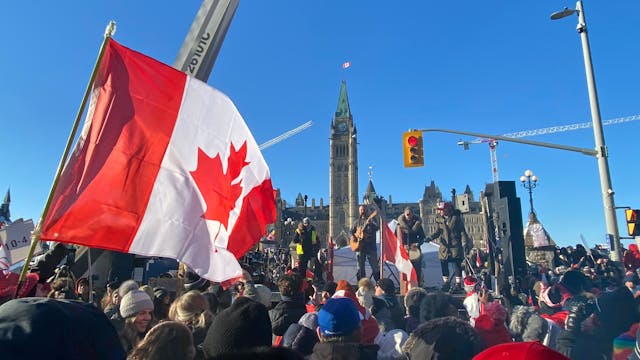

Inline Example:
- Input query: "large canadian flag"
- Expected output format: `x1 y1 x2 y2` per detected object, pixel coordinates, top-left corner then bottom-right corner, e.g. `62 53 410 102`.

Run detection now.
383 220 418 289
40 39 276 282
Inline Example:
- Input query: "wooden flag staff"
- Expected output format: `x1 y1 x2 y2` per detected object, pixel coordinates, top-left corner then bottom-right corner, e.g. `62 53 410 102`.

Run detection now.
15 21 117 297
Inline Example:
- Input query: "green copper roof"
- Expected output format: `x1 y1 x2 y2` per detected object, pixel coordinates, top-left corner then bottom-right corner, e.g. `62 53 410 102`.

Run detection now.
335 80 351 118
0 188 10 222
363 179 377 204
365 180 377 197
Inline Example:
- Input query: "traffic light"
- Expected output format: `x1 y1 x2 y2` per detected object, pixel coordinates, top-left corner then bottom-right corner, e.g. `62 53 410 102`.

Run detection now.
626 209 640 236
402 130 424 167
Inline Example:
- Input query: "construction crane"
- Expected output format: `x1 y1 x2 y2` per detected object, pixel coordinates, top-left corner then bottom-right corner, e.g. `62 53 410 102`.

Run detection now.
457 114 640 181
259 121 313 150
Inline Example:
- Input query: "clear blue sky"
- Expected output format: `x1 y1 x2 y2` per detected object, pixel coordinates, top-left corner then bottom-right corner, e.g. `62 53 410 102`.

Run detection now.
2 1 639 249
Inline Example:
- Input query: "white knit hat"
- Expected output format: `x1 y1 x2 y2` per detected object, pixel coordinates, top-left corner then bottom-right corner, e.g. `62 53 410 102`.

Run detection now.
118 280 139 297
119 289 154 318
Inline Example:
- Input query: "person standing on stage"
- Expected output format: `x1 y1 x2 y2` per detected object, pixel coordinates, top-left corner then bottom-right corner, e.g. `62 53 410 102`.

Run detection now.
351 205 380 281
396 207 426 286
293 217 320 280
429 201 471 293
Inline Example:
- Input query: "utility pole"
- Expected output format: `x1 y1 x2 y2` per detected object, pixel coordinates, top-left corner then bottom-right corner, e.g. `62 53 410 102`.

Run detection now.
162 0 241 295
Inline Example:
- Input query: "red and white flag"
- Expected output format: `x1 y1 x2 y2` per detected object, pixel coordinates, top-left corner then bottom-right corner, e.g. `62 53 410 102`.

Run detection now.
342 61 351 69
0 242 10 275
383 220 418 289
40 39 276 283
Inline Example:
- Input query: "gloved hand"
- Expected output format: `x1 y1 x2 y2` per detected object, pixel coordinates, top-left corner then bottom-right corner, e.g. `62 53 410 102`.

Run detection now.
464 245 473 257
564 295 596 332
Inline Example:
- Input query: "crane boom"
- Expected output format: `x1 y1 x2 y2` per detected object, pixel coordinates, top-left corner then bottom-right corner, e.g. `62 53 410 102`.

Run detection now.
502 114 640 138
458 114 640 181
259 121 313 150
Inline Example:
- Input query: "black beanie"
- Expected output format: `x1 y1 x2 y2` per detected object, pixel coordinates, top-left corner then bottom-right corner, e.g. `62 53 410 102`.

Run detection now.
404 316 484 359
560 270 586 295
0 298 125 360
596 286 639 333
404 287 428 318
183 269 209 292
202 297 272 358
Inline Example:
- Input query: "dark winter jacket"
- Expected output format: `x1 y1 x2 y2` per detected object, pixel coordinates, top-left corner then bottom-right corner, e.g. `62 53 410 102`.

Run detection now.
294 225 319 255
269 295 307 336
556 287 639 360
192 325 210 348
430 210 470 261
282 323 319 356
34 243 70 283
109 309 125 334
310 342 379 360
371 296 394 332
376 294 404 331
282 312 319 356
396 213 425 246
351 215 379 252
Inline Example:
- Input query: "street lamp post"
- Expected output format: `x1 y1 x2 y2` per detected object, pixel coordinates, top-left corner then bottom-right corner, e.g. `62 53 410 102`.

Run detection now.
520 170 538 215
303 195 308 217
551 1 621 261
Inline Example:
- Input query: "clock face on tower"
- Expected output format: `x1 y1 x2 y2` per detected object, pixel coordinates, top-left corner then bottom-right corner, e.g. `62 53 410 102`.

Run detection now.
337 122 347 133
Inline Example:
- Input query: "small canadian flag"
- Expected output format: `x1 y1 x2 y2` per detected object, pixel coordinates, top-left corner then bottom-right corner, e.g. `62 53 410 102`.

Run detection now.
342 61 351 69
0 242 11 275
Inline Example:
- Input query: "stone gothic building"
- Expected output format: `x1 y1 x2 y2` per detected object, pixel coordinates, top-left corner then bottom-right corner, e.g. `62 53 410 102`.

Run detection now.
275 81 489 250
328 81 360 245
362 179 488 250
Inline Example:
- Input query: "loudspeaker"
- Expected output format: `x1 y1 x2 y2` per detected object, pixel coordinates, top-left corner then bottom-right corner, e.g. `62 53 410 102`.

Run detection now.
485 181 527 287
108 251 136 284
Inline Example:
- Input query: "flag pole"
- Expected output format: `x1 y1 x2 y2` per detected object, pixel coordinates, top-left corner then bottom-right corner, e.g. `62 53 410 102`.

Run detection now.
88 248 94 303
379 213 384 280
15 21 117 296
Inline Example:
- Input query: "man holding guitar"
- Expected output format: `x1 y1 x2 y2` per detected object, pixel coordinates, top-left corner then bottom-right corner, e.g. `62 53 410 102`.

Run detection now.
350 205 380 281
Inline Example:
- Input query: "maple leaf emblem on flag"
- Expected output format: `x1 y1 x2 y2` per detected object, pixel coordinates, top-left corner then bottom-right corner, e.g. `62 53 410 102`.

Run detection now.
190 142 250 229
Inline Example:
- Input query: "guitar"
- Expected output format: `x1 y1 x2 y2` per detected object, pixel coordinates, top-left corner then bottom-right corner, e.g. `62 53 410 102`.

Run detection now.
350 210 378 252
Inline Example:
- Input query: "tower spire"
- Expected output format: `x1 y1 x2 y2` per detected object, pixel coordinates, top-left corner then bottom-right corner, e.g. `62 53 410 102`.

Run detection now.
363 166 377 204
0 188 10 224
335 80 351 119
329 80 359 245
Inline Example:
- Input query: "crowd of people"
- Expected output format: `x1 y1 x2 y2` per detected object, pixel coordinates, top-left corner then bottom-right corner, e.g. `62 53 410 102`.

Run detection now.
2 229 640 359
